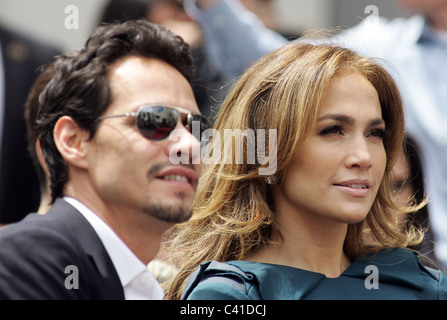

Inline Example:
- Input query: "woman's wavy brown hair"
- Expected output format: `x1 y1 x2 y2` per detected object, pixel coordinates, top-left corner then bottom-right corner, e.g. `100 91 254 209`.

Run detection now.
164 42 426 299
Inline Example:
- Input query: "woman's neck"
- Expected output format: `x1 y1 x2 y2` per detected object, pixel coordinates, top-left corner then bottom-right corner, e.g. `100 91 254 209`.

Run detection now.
248 211 351 278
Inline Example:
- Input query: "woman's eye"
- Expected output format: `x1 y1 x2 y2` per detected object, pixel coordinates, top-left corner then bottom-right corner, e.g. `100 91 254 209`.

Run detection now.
319 125 343 136
368 128 387 140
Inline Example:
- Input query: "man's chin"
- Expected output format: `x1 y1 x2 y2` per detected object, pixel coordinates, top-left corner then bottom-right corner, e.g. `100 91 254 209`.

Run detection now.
143 203 193 224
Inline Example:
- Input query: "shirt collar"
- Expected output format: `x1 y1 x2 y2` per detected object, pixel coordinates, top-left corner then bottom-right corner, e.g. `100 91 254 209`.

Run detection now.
63 196 164 299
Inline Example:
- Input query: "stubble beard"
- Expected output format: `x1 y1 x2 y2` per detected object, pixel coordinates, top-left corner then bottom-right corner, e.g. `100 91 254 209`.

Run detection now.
143 161 196 223
142 191 193 223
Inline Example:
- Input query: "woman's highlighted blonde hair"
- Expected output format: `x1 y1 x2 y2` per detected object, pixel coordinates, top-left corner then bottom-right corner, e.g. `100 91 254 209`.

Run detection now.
164 42 426 299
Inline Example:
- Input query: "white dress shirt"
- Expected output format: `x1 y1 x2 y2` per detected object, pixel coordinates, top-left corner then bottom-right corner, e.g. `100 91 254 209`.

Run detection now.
63 197 164 300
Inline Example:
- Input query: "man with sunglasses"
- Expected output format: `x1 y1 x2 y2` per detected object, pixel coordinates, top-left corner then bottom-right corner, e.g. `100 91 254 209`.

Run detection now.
0 19 210 299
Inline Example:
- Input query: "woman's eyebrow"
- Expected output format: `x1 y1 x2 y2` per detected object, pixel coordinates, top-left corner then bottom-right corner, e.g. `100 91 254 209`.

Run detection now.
318 113 385 126
369 118 386 126
317 114 354 124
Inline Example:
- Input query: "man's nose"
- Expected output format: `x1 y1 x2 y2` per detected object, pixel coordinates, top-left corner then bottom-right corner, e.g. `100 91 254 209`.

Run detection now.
167 127 201 166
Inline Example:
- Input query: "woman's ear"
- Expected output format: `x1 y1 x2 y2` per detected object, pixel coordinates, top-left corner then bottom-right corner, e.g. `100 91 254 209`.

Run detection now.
53 116 90 169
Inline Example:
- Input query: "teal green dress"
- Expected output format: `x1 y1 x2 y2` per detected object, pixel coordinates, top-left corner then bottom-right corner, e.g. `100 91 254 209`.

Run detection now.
182 248 447 300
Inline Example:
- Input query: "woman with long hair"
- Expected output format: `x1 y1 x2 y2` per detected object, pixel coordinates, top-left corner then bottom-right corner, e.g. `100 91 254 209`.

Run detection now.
164 42 446 300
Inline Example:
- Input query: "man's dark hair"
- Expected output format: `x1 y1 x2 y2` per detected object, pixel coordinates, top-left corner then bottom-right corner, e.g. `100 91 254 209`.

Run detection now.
25 63 55 194
37 19 194 202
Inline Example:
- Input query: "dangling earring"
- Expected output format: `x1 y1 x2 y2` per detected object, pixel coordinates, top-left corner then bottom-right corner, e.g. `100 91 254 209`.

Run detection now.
264 175 277 185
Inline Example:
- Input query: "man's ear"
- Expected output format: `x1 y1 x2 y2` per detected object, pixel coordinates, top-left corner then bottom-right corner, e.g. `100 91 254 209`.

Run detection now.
53 116 90 169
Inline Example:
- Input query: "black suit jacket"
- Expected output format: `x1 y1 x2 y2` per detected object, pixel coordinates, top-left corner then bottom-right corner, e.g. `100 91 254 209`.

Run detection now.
0 25 60 223
0 198 125 299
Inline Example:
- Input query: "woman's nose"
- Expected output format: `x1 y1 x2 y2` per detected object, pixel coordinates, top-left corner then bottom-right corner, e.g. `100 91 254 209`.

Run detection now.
344 137 373 170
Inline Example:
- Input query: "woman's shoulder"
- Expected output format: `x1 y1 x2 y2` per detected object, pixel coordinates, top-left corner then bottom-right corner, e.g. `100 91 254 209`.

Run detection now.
354 247 443 278
349 248 447 299
182 248 447 300
181 260 262 300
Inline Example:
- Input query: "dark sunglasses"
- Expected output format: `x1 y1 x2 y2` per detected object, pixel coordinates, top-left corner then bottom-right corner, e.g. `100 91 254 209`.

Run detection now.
98 105 211 143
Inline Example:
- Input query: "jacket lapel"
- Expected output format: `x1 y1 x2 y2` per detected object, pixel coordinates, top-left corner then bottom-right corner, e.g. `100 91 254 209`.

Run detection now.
48 199 125 299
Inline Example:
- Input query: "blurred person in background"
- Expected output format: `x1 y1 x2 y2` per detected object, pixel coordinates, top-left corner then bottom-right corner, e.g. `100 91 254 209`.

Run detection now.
0 24 59 225
391 135 439 269
182 0 447 270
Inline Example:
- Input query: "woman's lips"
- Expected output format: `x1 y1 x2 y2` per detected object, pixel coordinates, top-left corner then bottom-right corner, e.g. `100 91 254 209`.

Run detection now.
333 180 371 198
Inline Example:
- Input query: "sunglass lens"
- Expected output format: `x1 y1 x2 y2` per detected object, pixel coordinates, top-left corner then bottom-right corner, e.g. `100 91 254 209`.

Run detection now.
136 107 178 140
